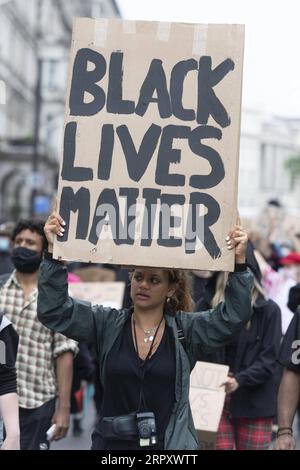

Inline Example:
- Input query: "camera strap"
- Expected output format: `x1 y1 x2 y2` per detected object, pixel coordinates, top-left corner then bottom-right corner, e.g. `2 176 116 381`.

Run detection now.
132 315 164 365
100 413 138 441
132 314 163 444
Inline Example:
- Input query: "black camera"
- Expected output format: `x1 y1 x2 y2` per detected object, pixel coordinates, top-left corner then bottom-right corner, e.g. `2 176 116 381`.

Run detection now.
136 412 157 446
101 411 157 447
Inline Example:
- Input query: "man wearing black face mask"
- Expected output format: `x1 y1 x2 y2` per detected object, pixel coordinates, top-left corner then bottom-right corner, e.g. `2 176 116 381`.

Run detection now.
0 220 78 450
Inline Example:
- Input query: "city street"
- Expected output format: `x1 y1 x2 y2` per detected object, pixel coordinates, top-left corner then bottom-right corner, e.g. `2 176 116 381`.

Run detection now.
52 404 300 451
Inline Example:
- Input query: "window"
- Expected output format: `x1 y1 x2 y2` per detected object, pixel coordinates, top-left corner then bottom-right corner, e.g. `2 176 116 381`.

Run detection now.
260 143 277 190
260 142 294 193
47 59 58 90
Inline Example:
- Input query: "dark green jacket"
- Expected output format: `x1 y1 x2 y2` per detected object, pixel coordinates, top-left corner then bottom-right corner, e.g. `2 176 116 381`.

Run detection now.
37 259 253 450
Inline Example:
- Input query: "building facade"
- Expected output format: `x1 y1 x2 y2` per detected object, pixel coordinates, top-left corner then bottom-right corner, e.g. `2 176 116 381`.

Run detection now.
238 110 300 219
0 0 120 222
0 3 299 223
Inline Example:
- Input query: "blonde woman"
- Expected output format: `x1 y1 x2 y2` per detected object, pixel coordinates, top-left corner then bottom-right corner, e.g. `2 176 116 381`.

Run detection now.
196 244 282 450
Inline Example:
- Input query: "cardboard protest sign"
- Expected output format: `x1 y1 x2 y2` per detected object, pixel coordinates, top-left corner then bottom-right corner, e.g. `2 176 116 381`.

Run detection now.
54 18 244 270
69 282 125 309
196 430 216 451
73 266 116 282
189 361 229 448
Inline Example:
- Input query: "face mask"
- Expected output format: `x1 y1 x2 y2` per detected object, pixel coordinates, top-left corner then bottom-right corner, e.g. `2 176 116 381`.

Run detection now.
11 247 42 274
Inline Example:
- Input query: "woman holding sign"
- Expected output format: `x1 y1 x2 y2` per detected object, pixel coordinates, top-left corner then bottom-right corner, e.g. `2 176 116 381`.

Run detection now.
37 211 253 450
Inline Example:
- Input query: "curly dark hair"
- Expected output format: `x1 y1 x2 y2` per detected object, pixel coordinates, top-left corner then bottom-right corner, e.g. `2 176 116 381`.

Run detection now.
165 269 194 314
11 219 47 250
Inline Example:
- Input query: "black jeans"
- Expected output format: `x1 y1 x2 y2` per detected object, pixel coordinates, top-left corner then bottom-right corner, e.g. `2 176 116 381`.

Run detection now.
19 398 56 450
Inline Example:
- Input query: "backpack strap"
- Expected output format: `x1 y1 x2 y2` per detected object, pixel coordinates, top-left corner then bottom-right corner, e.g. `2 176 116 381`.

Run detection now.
175 316 187 352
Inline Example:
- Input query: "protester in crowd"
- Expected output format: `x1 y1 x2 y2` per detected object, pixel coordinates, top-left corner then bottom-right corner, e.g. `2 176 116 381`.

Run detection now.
287 283 300 435
254 249 300 334
67 271 95 437
274 290 300 450
190 270 214 304
37 210 253 451
255 199 294 263
70 342 95 437
0 220 78 450
253 200 300 274
288 284 300 315
0 312 20 450
195 243 282 450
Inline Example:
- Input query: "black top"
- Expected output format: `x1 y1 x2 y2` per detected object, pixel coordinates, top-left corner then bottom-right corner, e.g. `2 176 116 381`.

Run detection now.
279 307 300 373
196 296 282 418
93 315 176 450
0 315 19 396
288 284 300 314
224 337 239 372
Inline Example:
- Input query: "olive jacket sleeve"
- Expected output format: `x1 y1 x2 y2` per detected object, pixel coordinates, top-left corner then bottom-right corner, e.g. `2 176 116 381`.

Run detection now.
38 258 253 367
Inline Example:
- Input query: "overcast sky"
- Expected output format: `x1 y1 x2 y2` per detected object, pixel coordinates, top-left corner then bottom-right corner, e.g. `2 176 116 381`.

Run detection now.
117 0 300 118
